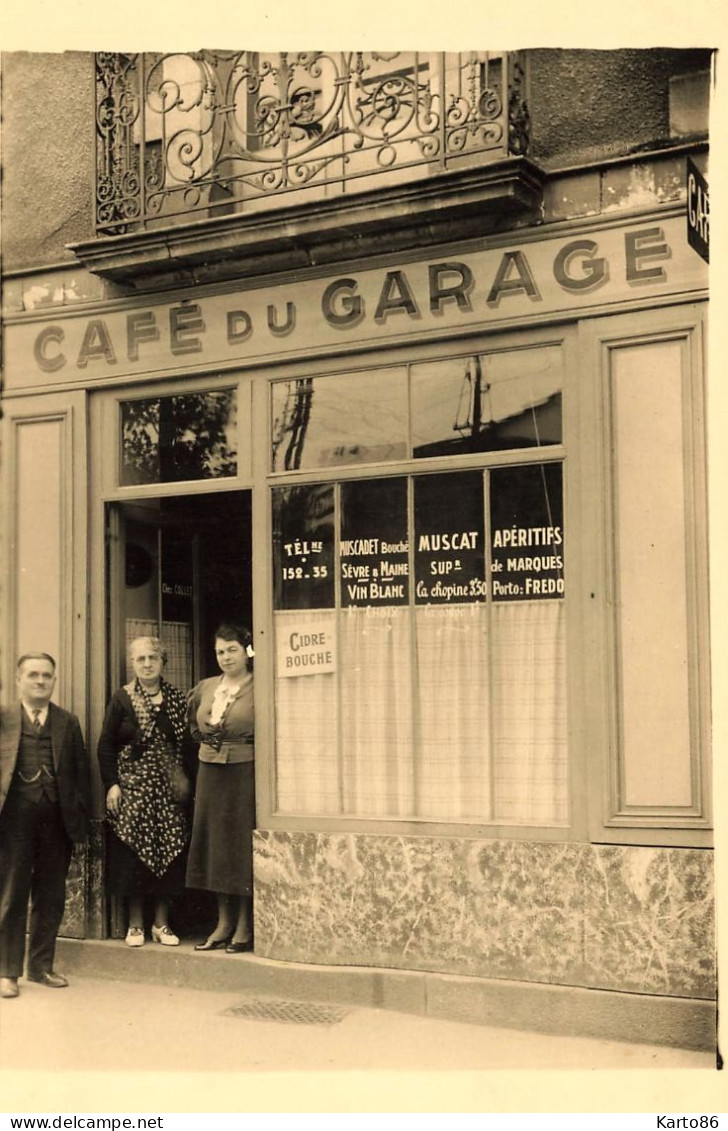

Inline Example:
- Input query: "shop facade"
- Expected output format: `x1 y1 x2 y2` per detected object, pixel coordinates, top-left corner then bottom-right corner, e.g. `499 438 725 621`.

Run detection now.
0 49 714 1045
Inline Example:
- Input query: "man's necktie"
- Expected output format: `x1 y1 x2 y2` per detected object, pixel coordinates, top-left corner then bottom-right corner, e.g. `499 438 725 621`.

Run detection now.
32 709 42 731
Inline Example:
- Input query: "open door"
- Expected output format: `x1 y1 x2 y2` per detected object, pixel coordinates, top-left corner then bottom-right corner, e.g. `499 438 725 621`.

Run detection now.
104 489 252 938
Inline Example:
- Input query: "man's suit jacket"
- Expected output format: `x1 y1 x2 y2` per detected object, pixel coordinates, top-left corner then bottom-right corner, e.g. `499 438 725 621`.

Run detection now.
0 702 91 843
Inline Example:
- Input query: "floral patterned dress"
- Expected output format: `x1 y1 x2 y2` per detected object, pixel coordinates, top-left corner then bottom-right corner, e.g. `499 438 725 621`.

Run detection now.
98 679 192 893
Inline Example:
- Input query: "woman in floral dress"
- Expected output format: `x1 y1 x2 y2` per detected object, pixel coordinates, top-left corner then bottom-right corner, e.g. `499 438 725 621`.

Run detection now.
98 636 194 947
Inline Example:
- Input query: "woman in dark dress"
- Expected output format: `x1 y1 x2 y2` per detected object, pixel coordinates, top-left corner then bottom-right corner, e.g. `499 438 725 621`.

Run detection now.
98 635 193 947
186 622 255 953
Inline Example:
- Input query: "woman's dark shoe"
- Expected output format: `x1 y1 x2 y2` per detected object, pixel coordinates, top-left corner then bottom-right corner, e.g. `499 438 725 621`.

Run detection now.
194 935 233 952
225 937 253 953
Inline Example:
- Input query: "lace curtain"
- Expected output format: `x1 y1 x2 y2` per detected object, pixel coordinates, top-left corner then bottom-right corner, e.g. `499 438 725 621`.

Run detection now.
274 600 566 824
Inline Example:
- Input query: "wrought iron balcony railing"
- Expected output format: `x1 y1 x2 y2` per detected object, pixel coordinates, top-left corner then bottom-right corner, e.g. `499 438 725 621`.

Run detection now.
95 51 531 235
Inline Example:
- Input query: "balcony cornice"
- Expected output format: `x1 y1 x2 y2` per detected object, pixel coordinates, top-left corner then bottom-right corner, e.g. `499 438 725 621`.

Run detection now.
68 158 546 288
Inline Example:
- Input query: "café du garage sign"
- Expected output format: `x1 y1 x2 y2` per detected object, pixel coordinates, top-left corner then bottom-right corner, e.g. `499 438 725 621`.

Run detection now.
687 157 709 264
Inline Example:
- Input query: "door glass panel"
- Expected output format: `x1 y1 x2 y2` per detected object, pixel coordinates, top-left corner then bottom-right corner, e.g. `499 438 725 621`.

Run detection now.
120 389 237 485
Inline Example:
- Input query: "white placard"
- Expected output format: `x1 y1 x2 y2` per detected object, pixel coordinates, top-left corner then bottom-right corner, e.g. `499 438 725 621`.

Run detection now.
276 620 337 678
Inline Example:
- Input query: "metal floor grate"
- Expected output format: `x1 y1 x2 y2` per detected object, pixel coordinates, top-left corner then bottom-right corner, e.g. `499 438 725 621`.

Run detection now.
222 998 350 1025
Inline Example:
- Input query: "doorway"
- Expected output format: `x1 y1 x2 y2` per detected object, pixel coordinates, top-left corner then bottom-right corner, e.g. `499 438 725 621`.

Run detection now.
104 489 252 939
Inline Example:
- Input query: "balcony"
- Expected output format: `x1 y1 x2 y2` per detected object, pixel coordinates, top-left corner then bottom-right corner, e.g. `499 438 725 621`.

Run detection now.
73 51 544 284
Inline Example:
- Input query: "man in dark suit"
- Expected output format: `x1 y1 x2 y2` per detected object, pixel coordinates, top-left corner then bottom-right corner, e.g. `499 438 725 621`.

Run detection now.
0 652 90 999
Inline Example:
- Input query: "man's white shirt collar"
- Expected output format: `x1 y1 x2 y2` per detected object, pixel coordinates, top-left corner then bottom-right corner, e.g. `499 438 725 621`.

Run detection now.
21 701 50 726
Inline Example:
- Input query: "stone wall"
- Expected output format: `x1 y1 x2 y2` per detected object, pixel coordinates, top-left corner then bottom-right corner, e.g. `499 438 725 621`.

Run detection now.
253 832 715 1000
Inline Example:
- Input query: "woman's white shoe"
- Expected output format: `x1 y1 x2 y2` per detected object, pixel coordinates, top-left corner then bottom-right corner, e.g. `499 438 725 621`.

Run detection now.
125 927 145 947
151 924 180 946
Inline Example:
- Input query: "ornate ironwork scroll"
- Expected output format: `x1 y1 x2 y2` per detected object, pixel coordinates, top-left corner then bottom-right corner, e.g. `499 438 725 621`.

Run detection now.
95 51 531 234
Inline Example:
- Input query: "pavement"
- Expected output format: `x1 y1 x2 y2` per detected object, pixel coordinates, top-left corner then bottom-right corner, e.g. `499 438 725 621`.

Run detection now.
0 972 722 1114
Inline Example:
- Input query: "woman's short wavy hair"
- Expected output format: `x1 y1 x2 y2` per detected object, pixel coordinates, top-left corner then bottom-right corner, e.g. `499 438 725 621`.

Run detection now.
128 635 167 666
214 621 254 672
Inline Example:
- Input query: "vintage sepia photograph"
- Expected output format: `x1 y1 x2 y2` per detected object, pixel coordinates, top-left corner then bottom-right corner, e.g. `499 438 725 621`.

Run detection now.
0 3 724 1115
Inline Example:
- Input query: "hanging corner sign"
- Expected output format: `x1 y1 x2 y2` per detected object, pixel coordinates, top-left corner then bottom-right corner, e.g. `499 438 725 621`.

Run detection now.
687 157 709 264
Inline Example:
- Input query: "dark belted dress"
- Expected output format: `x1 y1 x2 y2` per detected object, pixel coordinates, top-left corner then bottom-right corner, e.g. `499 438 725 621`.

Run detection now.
185 674 255 897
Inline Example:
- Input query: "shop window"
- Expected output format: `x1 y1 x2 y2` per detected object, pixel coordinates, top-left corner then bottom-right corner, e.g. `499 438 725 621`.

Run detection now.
120 389 237 485
271 370 408 471
272 461 566 824
411 347 562 457
341 479 409 607
270 346 562 472
414 471 486 605
272 482 336 611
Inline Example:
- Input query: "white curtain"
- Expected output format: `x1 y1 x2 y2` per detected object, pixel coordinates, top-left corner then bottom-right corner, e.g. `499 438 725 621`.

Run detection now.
490 600 567 824
272 600 567 825
414 604 491 819
340 607 414 816
274 609 341 814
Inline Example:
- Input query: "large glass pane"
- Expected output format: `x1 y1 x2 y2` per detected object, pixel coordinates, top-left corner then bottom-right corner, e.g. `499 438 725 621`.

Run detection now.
274 608 340 814
272 484 335 610
414 471 486 604
273 483 338 807
121 389 237 485
490 463 564 602
490 601 568 823
337 478 413 812
339 478 409 607
488 461 567 822
340 606 414 816
411 346 562 458
271 370 408 471
272 462 568 825
414 603 491 820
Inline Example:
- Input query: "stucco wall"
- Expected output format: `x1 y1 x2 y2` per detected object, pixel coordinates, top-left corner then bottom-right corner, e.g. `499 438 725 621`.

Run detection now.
0 49 712 273
529 48 712 167
1 51 95 269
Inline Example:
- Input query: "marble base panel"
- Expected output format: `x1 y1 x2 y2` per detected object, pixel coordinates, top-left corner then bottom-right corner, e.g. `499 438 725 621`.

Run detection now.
253 832 715 1001
84 819 107 939
59 819 106 939
59 842 87 939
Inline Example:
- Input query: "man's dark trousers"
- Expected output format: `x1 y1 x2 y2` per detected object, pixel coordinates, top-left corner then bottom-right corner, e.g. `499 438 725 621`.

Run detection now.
0 699 89 981
0 786 73 978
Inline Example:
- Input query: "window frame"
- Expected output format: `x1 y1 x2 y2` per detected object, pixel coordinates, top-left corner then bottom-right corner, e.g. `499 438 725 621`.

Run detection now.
268 339 565 475
259 322 585 841
270 464 568 826
95 372 254 502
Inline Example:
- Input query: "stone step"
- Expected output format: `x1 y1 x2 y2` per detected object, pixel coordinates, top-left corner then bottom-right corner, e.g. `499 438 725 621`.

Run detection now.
54 937 716 1052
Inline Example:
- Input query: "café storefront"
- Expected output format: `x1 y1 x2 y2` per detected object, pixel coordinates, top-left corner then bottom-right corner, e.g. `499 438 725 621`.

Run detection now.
2 205 714 1041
